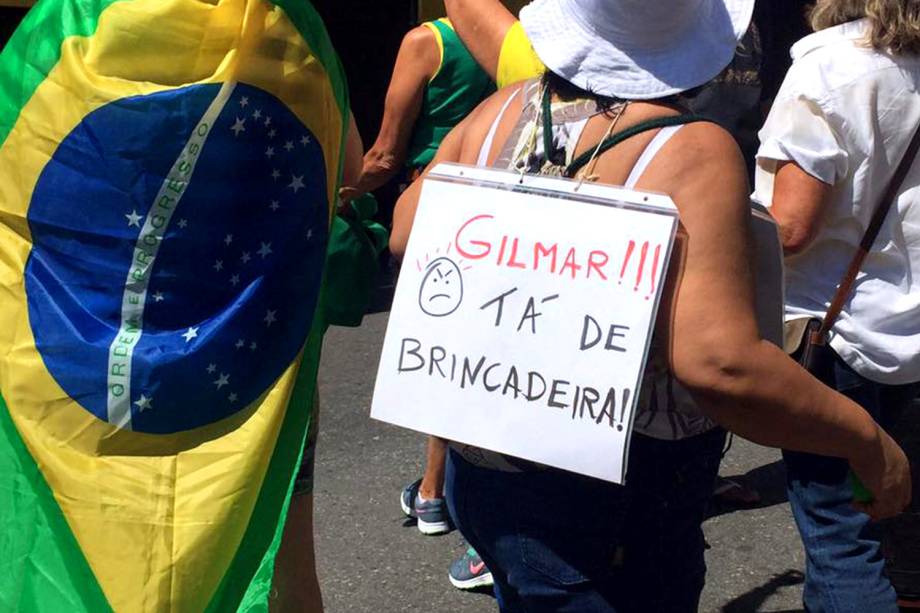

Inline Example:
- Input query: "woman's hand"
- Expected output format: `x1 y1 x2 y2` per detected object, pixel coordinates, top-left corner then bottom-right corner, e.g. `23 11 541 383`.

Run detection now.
338 185 363 203
850 424 912 520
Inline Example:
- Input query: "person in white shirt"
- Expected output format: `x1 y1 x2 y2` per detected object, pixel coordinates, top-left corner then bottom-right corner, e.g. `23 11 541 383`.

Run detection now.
754 2 920 611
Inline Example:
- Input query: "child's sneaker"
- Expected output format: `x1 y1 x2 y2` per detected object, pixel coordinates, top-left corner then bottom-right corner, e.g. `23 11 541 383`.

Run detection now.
448 547 494 590
399 479 452 535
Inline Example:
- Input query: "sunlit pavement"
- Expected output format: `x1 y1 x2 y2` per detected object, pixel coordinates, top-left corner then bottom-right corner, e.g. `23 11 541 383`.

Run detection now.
315 313 805 613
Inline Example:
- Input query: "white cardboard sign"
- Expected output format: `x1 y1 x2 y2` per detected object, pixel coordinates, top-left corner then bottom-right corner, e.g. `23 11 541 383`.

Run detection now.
370 163 679 483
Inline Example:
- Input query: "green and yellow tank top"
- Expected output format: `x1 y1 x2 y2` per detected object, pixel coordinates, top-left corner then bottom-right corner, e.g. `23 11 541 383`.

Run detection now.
406 19 495 169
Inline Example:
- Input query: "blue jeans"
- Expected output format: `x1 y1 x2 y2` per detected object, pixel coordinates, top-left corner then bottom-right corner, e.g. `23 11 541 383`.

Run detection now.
445 428 726 613
783 357 920 613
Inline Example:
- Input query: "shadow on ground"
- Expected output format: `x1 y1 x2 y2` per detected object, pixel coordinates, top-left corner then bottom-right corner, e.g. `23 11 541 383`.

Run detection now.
709 460 788 519
721 569 805 613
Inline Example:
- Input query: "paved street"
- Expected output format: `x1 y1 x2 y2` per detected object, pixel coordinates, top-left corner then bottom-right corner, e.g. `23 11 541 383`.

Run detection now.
315 313 806 613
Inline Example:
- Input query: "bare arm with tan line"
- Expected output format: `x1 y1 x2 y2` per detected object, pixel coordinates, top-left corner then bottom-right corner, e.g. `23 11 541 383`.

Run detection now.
339 26 439 202
655 125 908 520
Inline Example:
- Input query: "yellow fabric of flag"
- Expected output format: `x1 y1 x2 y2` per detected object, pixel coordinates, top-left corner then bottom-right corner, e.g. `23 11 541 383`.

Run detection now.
0 0 347 610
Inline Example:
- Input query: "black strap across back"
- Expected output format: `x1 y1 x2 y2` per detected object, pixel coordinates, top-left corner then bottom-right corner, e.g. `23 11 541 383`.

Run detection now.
538 83 710 178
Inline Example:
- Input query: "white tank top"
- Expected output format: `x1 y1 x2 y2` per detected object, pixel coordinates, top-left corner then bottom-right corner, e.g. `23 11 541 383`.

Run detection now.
450 81 716 476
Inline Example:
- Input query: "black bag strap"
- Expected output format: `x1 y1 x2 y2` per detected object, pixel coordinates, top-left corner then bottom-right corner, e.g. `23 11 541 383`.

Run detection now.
564 114 709 178
816 122 920 341
538 84 711 178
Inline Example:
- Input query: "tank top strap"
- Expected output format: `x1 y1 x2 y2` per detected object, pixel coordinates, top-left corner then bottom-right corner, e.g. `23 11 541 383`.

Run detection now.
492 79 543 170
623 125 684 188
425 19 459 79
421 20 447 78
490 80 601 174
477 87 523 167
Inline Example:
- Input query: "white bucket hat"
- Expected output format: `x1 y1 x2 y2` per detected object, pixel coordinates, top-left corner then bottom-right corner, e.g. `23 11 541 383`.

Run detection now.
520 0 755 100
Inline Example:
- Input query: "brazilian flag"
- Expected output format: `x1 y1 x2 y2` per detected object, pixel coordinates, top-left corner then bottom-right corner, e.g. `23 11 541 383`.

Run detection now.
0 0 347 610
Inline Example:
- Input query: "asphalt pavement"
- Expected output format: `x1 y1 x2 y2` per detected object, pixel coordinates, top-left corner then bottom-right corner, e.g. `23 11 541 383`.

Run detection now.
314 313 806 613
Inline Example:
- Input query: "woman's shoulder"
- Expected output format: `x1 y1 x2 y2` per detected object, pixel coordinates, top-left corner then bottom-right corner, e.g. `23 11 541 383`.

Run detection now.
401 23 441 59
651 120 749 213
667 121 745 179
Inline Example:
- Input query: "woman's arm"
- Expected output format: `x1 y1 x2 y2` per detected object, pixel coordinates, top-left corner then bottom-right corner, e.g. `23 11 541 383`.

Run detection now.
444 0 517 82
659 124 909 519
769 161 833 254
339 26 439 201
390 87 518 259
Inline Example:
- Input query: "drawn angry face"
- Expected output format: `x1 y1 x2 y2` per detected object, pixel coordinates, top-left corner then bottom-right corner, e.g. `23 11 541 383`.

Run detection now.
418 257 463 317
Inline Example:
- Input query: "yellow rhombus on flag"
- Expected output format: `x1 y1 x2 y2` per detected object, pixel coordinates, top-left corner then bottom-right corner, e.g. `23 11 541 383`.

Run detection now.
0 0 348 610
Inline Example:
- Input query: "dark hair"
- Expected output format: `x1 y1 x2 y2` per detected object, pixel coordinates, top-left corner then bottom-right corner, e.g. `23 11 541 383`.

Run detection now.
543 71 702 113
544 71 624 114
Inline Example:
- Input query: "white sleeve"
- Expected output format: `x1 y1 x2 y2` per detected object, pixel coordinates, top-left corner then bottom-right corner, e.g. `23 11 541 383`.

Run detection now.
753 90 849 208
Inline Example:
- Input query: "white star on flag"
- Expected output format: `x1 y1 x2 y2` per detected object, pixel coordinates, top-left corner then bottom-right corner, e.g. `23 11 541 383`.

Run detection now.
265 146 275 158
271 169 281 180
206 363 217 374
228 392 239 403
264 115 272 127
269 200 280 212
306 229 314 240
289 175 305 193
240 96 249 107
224 234 234 246
231 118 246 137
264 310 277 326
134 394 153 412
268 129 277 139
182 326 199 343
300 136 311 146
284 141 294 152
253 109 262 120
249 341 258 351
153 291 165 302
230 274 240 286
214 373 230 390
213 260 224 271
178 219 188 228
125 210 143 227
241 251 252 264
235 339 245 349
257 242 273 258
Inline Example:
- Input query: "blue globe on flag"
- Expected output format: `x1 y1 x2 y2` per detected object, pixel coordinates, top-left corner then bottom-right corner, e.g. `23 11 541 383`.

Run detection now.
25 83 328 434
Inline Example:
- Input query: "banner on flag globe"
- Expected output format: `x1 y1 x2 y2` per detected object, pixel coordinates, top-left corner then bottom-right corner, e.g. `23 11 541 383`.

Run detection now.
0 0 347 610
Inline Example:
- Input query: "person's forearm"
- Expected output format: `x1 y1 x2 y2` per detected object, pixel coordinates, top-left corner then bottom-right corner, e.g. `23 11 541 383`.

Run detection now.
679 339 879 462
343 25 432 199
688 340 910 517
352 148 403 195
771 161 832 255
